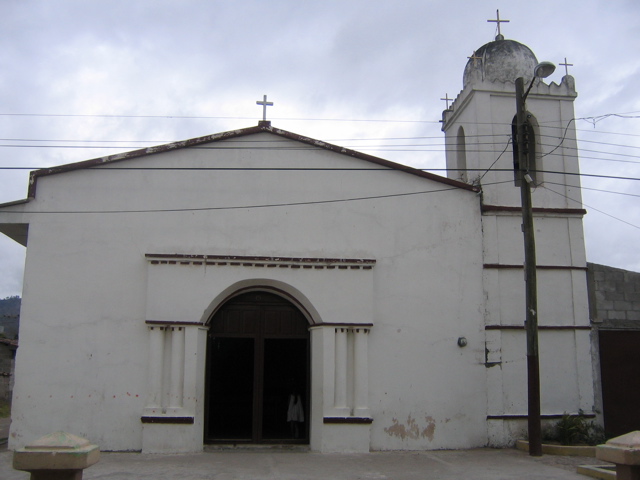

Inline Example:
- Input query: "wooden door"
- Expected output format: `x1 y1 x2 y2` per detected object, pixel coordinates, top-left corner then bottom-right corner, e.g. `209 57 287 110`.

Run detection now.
205 291 309 443
599 330 640 437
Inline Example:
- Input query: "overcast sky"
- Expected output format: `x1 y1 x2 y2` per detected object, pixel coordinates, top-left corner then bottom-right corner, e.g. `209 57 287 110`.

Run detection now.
1 0 639 299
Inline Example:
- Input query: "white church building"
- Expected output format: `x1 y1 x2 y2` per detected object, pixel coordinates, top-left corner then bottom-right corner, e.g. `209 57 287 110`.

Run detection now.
0 34 594 453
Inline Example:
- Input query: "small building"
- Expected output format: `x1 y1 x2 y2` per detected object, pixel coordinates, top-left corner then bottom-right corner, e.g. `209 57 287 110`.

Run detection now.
588 263 640 437
0 34 595 453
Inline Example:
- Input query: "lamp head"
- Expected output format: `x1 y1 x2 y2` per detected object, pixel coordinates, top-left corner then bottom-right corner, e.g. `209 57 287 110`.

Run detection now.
533 61 556 79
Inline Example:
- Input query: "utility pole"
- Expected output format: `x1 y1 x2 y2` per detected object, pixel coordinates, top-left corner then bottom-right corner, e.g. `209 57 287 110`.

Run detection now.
515 76 542 456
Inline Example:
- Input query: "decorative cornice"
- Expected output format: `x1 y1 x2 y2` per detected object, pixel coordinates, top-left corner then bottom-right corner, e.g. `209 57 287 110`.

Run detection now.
443 75 577 130
312 323 374 328
146 320 203 327
481 204 587 216
487 412 595 420
140 416 194 424
323 417 373 424
485 325 591 331
484 264 587 271
146 254 376 270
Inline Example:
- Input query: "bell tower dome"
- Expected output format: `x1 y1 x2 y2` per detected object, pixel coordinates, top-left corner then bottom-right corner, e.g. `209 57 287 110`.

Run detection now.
463 39 537 88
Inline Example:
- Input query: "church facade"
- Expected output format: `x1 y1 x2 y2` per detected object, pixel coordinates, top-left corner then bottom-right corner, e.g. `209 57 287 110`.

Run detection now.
0 36 595 453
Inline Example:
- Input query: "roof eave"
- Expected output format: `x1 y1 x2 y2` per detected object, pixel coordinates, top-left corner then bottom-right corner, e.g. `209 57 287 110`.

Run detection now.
26 122 479 198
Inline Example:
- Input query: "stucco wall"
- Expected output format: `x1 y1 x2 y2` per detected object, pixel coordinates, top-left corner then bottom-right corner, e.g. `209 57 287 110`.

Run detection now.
2 133 489 451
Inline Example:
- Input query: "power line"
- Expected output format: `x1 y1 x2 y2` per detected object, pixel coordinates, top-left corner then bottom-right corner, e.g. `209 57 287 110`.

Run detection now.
1 129 638 151
576 128 640 138
0 165 638 183
552 136 640 150
0 112 441 124
478 138 512 183
543 185 640 231
0 134 504 142
0 186 461 214
1 144 638 166
0 130 637 157
2 178 636 236
544 181 640 198
2 110 639 131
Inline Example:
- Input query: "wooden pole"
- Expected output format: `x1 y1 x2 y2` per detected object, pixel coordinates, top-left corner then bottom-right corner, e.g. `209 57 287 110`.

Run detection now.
515 76 542 456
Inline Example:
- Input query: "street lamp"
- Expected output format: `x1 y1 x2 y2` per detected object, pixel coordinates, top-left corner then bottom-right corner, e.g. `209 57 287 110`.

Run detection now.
514 61 555 457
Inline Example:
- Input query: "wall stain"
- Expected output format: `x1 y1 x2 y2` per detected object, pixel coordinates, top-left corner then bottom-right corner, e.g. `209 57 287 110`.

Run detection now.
422 416 436 441
384 415 436 441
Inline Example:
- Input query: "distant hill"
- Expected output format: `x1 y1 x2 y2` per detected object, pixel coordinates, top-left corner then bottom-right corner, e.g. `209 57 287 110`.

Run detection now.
0 296 20 340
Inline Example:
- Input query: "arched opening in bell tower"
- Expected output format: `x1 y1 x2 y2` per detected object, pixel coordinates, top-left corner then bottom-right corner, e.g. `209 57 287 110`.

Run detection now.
456 126 468 183
512 113 542 186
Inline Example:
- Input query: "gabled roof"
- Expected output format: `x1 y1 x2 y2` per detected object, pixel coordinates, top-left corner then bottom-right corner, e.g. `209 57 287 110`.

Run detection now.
25 121 478 199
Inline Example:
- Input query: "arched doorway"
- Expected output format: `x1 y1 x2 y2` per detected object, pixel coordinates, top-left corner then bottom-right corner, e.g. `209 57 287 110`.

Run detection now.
204 291 310 443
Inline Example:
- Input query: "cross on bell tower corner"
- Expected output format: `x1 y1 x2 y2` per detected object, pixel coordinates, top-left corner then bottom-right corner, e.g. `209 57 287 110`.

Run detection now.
440 93 453 110
256 95 274 126
559 57 574 76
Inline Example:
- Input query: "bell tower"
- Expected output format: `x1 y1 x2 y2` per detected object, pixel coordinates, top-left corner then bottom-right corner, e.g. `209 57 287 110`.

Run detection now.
441 36 582 209
441 32 595 446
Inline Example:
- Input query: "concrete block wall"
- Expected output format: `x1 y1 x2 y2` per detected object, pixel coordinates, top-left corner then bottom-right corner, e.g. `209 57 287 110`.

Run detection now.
588 263 640 327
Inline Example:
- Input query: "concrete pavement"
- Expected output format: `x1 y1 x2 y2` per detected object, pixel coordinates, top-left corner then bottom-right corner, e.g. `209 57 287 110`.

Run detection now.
0 445 605 480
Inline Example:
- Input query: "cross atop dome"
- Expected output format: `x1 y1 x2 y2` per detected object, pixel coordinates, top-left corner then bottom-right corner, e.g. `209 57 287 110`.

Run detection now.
487 9 510 41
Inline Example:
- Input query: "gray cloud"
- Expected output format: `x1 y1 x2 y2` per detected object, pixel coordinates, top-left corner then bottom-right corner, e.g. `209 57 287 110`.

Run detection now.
0 0 638 296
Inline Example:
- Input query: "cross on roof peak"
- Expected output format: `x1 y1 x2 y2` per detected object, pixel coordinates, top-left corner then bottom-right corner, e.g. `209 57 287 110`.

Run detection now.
256 95 274 122
487 9 509 40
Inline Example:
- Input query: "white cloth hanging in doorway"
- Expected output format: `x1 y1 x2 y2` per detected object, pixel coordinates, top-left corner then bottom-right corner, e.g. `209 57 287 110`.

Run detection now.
287 394 304 422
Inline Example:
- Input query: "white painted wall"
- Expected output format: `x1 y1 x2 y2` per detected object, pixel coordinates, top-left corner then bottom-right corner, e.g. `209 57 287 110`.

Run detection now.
1 132 489 452
442 68 593 446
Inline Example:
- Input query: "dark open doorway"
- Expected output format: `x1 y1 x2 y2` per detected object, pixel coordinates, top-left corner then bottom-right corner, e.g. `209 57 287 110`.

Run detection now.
205 291 310 444
599 330 640 437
